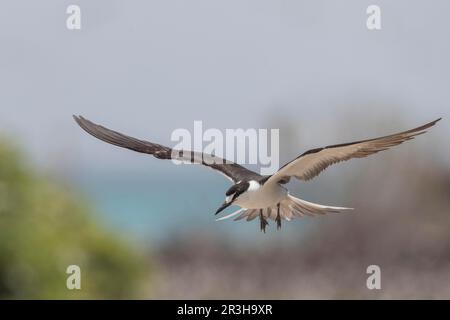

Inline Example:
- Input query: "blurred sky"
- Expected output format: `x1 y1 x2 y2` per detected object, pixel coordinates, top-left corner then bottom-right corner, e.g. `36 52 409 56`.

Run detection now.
0 0 448 174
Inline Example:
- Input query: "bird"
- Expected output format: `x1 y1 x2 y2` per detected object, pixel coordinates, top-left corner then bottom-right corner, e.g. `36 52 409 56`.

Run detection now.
74 116 441 232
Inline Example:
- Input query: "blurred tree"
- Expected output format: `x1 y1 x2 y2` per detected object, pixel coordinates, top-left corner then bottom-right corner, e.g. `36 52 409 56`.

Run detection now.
0 140 150 299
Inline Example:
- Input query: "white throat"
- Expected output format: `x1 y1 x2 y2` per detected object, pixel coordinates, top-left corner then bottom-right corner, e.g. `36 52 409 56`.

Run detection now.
247 180 260 191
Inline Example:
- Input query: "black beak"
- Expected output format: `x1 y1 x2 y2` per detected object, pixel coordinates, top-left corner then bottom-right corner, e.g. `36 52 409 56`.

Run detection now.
215 201 231 215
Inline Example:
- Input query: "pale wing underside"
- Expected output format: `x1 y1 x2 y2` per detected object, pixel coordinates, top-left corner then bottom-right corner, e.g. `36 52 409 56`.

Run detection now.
268 118 441 184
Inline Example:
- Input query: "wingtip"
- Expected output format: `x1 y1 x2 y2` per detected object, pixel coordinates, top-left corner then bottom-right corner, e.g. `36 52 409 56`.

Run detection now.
430 117 442 124
429 117 442 127
72 115 81 125
423 117 442 131
72 114 83 122
73 115 91 126
409 117 442 134
425 117 441 126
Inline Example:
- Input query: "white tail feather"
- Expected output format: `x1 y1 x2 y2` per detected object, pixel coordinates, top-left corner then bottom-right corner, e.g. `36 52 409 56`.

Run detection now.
215 208 245 221
286 195 353 217
216 194 353 222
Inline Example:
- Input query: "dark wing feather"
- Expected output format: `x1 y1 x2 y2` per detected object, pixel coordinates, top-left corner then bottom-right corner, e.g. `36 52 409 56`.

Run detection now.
74 116 260 182
267 118 441 184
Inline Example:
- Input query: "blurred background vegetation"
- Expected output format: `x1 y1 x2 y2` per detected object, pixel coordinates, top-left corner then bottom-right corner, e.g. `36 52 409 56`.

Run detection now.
0 140 150 299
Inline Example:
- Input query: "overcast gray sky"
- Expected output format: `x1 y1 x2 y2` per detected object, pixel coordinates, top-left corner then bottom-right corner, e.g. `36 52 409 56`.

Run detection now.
0 0 448 175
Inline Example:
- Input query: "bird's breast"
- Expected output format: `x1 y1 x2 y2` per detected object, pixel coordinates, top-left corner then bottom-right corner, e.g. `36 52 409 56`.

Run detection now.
234 183 287 209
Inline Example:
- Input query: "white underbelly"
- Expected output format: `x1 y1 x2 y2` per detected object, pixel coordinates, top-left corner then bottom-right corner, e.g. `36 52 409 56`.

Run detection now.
234 184 288 209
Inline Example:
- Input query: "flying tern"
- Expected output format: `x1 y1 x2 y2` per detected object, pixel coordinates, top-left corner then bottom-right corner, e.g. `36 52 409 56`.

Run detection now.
74 116 440 232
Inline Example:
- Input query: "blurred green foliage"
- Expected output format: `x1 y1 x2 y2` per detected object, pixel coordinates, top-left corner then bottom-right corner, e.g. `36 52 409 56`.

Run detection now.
0 140 150 299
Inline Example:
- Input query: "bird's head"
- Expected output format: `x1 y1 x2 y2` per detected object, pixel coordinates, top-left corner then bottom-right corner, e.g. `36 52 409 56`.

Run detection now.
215 181 250 215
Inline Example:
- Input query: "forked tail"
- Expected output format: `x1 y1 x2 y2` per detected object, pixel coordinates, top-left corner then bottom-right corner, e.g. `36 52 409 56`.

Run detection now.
216 194 353 224
281 194 353 219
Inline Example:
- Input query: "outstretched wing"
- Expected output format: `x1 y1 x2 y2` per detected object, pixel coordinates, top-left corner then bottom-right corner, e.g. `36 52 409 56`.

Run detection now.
73 115 261 182
267 118 441 184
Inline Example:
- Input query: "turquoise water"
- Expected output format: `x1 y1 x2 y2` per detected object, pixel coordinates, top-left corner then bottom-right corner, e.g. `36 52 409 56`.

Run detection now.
74 168 314 247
